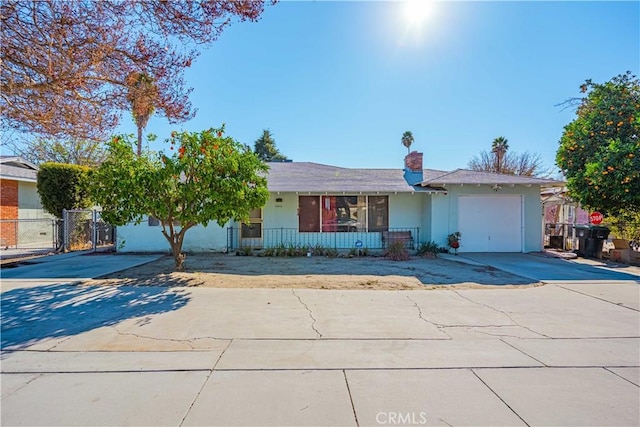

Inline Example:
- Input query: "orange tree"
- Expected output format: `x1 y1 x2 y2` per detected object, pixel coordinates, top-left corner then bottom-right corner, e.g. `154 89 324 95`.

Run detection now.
91 127 269 270
556 72 640 215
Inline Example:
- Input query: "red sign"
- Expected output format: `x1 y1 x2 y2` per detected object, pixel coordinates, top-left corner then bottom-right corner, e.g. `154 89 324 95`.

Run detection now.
590 212 603 225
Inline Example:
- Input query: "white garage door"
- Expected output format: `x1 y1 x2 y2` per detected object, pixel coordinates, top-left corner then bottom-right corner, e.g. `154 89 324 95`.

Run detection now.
458 195 523 252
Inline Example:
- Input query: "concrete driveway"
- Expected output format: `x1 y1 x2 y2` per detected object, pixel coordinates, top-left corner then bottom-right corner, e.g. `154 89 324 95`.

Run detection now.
460 252 640 283
1 253 639 426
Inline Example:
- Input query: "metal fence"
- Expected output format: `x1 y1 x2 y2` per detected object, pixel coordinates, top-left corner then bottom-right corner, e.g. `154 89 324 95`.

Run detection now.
226 227 420 251
0 211 116 262
62 209 116 252
0 218 59 260
544 223 577 251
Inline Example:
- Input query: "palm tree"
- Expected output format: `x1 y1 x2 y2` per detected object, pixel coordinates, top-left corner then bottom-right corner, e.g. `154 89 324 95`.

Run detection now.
491 136 509 173
126 72 158 156
401 131 414 154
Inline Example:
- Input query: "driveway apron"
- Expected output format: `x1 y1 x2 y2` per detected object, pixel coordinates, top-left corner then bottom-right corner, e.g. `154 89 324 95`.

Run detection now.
459 252 640 283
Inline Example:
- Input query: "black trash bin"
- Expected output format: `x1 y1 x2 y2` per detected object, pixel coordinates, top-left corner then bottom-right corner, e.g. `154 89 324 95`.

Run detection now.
589 225 610 258
575 225 610 258
574 224 591 257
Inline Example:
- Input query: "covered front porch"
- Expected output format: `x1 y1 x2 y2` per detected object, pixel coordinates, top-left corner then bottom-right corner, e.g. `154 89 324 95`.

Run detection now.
226 226 421 252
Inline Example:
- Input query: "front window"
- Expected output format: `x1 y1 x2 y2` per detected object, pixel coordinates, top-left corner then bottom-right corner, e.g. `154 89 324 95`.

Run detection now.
241 208 262 238
298 195 388 232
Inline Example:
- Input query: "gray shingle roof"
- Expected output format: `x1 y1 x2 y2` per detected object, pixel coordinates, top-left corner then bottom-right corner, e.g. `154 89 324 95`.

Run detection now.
266 162 562 193
420 168 563 186
0 157 38 182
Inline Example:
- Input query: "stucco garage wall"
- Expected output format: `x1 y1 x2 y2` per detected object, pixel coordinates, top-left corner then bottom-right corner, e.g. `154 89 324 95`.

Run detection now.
18 181 51 219
429 194 452 248
117 219 228 253
429 186 543 253
420 195 432 243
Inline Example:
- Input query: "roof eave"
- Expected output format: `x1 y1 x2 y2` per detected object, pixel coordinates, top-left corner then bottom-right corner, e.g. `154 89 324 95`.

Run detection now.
0 174 37 183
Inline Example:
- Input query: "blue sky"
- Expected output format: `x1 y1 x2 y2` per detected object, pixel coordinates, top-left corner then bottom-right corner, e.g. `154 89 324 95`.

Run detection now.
117 0 639 174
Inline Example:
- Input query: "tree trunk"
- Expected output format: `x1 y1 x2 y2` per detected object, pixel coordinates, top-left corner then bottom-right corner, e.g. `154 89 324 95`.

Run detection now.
136 125 143 156
161 224 188 271
169 229 186 271
172 244 186 271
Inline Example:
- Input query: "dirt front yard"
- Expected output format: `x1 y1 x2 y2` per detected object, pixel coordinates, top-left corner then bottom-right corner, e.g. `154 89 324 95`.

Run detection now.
94 253 540 290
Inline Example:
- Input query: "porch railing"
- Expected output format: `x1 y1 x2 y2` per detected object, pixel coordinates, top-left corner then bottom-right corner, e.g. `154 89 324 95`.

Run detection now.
226 227 420 251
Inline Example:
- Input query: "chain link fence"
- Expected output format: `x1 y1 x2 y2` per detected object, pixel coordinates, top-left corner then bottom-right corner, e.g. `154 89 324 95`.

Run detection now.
0 210 115 263
62 209 116 252
0 218 59 261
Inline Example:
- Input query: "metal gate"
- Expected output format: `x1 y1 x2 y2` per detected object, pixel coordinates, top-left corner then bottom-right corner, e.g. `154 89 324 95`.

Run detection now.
62 209 115 252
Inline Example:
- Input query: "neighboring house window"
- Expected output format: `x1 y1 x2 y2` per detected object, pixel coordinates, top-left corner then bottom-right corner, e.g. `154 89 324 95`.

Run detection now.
241 209 262 238
148 216 180 226
298 195 388 232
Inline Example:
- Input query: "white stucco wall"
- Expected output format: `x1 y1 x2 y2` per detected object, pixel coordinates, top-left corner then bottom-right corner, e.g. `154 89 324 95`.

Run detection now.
116 187 543 253
18 181 51 219
388 193 423 229
263 193 297 229
117 218 228 253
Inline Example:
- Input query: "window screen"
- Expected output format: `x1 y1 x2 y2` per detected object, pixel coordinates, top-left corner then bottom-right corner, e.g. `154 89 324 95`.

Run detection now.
367 196 388 232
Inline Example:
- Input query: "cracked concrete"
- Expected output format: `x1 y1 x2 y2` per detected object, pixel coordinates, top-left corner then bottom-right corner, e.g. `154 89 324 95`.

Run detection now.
292 289 322 338
2 253 640 427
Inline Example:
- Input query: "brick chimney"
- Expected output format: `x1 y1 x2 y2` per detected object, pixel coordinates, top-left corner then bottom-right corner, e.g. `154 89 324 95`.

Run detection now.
404 151 423 185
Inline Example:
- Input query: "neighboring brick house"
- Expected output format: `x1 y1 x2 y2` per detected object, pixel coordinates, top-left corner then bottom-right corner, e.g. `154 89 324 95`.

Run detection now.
0 156 51 246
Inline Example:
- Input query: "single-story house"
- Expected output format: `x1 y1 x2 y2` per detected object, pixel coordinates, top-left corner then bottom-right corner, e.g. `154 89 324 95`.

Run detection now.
117 151 563 254
0 156 54 247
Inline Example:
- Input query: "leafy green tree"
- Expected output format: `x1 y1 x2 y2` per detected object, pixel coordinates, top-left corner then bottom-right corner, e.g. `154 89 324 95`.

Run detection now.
603 210 640 243
91 128 270 270
556 72 640 215
253 129 287 161
401 131 414 154
37 163 92 218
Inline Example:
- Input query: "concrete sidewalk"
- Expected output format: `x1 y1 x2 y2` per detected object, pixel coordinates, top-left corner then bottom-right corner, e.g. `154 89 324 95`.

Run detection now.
2 278 639 426
0 252 162 285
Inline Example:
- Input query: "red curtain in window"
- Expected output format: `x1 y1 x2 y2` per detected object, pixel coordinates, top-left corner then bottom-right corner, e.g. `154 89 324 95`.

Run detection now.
321 196 337 232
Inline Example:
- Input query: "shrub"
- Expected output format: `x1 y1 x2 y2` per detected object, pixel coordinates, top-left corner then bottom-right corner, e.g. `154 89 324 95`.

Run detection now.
325 248 339 258
416 241 439 258
312 244 326 256
37 162 92 218
384 241 409 261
